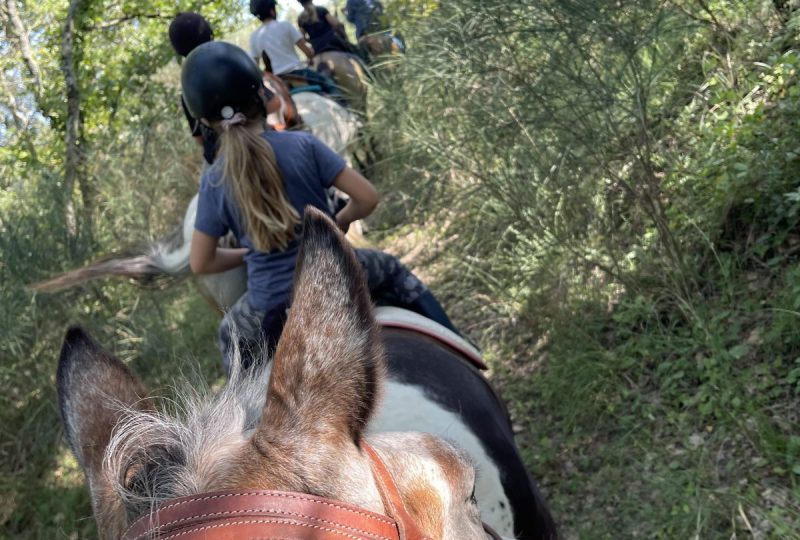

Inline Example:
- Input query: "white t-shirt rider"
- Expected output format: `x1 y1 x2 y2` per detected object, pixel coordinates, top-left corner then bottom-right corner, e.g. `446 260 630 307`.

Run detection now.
250 20 307 75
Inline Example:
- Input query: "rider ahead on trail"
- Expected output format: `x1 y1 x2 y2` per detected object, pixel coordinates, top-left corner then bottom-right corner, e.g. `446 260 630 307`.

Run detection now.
181 41 460 371
296 0 358 56
169 12 217 164
248 0 339 98
345 0 384 38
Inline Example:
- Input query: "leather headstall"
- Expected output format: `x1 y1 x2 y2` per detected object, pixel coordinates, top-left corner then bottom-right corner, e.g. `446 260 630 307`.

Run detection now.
122 442 434 540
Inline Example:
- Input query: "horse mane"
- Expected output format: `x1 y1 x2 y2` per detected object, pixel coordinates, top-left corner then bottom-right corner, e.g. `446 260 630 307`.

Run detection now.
104 350 271 521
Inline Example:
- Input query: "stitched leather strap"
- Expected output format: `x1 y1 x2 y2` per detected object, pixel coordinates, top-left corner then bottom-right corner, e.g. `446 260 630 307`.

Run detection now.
122 443 494 539
123 489 399 540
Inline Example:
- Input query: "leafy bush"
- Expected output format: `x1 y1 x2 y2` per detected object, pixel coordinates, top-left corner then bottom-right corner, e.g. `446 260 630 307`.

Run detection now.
369 0 800 535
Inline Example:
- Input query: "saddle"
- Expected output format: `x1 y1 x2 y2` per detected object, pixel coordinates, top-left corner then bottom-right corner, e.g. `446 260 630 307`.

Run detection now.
281 73 322 93
374 307 487 370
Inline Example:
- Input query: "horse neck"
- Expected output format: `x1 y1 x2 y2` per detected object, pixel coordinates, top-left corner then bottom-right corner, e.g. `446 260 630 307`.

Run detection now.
263 73 300 129
379 328 557 538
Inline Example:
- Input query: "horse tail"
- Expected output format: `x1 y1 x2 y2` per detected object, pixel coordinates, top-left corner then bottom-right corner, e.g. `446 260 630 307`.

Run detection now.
29 224 190 293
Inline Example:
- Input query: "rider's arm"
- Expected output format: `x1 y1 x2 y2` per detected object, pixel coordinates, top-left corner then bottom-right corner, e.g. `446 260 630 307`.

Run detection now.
333 167 379 231
190 230 247 274
296 38 315 61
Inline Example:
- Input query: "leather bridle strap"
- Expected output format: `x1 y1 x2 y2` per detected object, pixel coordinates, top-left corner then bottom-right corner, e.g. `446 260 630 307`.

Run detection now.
362 443 506 540
361 442 433 540
122 489 401 540
123 443 496 540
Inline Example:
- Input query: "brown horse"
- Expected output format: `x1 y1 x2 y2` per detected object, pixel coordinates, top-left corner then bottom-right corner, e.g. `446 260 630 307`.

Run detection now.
260 52 303 130
263 71 303 130
312 51 369 113
57 209 557 539
359 31 402 59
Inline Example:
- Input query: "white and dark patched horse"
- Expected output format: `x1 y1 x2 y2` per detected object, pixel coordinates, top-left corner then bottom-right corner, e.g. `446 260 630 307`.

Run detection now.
56 210 556 539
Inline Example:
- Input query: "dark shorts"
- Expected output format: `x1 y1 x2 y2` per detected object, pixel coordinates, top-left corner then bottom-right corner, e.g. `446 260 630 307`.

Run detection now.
217 249 426 372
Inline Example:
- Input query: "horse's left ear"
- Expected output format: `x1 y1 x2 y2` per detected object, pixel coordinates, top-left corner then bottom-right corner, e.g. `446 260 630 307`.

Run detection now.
254 207 384 452
262 51 273 73
57 327 150 529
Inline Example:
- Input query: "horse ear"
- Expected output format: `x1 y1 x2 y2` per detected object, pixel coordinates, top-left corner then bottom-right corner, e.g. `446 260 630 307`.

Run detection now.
57 327 150 518
261 51 273 74
255 208 384 451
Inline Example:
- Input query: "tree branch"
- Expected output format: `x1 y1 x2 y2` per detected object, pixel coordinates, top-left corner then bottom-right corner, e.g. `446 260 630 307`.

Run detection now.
3 0 42 95
88 12 172 31
0 73 38 161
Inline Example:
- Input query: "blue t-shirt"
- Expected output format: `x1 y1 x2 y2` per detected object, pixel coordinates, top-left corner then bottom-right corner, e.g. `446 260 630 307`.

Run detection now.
194 130 347 311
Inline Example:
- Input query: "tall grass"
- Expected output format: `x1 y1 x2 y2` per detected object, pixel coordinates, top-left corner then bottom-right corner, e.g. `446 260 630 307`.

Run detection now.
367 0 800 536
0 88 224 538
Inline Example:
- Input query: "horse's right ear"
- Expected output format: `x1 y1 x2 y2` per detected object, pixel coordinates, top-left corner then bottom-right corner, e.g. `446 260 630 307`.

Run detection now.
57 327 150 524
255 208 384 454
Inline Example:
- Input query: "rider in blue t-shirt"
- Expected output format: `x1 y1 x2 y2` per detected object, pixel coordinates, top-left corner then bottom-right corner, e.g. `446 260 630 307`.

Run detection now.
182 42 459 372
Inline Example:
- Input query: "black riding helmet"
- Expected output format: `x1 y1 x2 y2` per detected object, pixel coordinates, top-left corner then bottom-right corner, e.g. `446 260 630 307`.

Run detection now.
181 41 270 123
250 0 277 20
169 12 213 58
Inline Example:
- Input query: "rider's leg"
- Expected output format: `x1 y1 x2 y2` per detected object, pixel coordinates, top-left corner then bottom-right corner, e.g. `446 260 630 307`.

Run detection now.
406 290 459 334
219 293 292 376
258 299 291 360
310 65 349 106
354 248 460 334
333 34 369 63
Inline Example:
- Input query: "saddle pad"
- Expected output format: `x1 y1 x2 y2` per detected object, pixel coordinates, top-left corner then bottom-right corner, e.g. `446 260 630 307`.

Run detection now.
289 84 324 95
374 306 487 370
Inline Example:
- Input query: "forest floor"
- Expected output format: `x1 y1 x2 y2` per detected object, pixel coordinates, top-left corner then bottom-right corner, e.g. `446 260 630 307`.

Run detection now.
372 210 800 540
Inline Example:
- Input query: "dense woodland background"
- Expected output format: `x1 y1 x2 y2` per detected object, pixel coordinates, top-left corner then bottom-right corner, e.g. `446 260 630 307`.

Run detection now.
1 0 799 537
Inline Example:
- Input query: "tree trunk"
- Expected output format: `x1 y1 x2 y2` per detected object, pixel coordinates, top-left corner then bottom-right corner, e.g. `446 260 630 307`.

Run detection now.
60 0 89 243
2 0 41 96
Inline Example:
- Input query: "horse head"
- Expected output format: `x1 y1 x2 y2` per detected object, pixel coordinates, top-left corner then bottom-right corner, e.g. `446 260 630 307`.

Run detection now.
261 52 302 130
311 51 369 113
358 33 393 57
57 208 491 539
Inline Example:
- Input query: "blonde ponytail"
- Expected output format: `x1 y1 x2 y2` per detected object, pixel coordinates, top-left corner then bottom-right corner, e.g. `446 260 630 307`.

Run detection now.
217 120 300 252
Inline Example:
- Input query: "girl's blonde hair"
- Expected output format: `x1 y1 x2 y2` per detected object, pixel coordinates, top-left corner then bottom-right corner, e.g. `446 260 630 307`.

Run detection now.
216 116 300 252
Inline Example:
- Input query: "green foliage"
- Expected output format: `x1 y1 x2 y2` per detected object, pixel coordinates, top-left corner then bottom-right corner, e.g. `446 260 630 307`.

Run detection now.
370 0 800 535
2 0 800 536
0 2 242 536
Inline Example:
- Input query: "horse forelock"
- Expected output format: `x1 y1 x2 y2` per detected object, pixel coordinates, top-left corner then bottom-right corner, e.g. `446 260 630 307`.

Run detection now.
103 354 271 523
